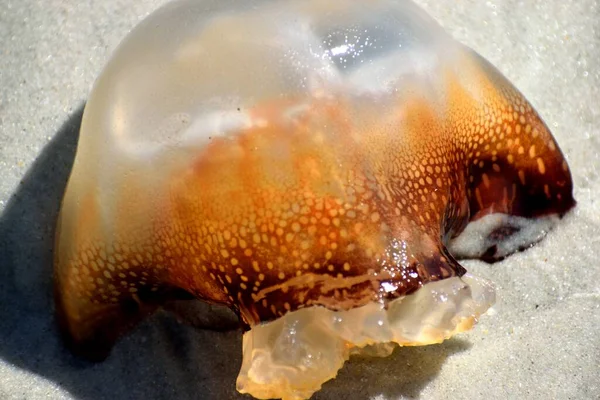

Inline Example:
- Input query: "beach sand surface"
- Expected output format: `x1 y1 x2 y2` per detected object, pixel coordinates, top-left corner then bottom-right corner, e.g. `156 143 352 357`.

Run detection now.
0 1 598 399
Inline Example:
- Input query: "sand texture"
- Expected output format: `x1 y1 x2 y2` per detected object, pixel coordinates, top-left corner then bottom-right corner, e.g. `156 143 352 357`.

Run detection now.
0 1 598 399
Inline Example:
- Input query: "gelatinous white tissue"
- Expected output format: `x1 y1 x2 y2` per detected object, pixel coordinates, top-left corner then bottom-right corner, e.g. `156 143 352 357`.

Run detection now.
449 213 559 260
237 274 495 400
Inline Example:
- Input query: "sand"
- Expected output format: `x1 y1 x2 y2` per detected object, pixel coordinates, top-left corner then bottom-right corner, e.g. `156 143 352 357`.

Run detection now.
0 0 598 399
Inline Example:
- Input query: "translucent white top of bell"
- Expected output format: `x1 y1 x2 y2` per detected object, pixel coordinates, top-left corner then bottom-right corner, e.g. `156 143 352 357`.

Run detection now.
81 0 458 159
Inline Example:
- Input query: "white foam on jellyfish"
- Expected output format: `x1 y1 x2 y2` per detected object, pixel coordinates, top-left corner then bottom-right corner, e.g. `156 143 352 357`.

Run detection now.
449 213 560 260
237 273 495 400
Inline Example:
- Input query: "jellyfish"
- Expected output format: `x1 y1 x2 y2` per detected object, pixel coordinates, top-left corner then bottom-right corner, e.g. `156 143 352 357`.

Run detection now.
54 1 575 399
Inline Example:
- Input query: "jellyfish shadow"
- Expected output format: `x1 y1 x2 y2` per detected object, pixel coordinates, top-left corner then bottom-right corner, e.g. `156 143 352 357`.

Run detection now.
317 339 471 399
0 106 469 400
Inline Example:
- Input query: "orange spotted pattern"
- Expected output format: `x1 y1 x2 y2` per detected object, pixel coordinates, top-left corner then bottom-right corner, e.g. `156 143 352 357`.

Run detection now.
54 54 574 360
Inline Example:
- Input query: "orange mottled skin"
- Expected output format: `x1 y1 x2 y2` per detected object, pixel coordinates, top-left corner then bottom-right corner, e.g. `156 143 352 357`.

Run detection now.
54 53 574 360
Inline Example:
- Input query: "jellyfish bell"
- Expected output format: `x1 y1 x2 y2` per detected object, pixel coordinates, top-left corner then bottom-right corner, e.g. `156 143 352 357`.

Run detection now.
54 0 575 398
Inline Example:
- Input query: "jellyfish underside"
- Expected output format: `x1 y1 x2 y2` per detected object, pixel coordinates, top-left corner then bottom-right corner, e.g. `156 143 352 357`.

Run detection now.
53 1 575 399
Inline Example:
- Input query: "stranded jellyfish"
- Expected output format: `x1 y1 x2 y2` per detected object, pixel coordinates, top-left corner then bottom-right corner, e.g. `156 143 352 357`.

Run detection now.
54 0 575 398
